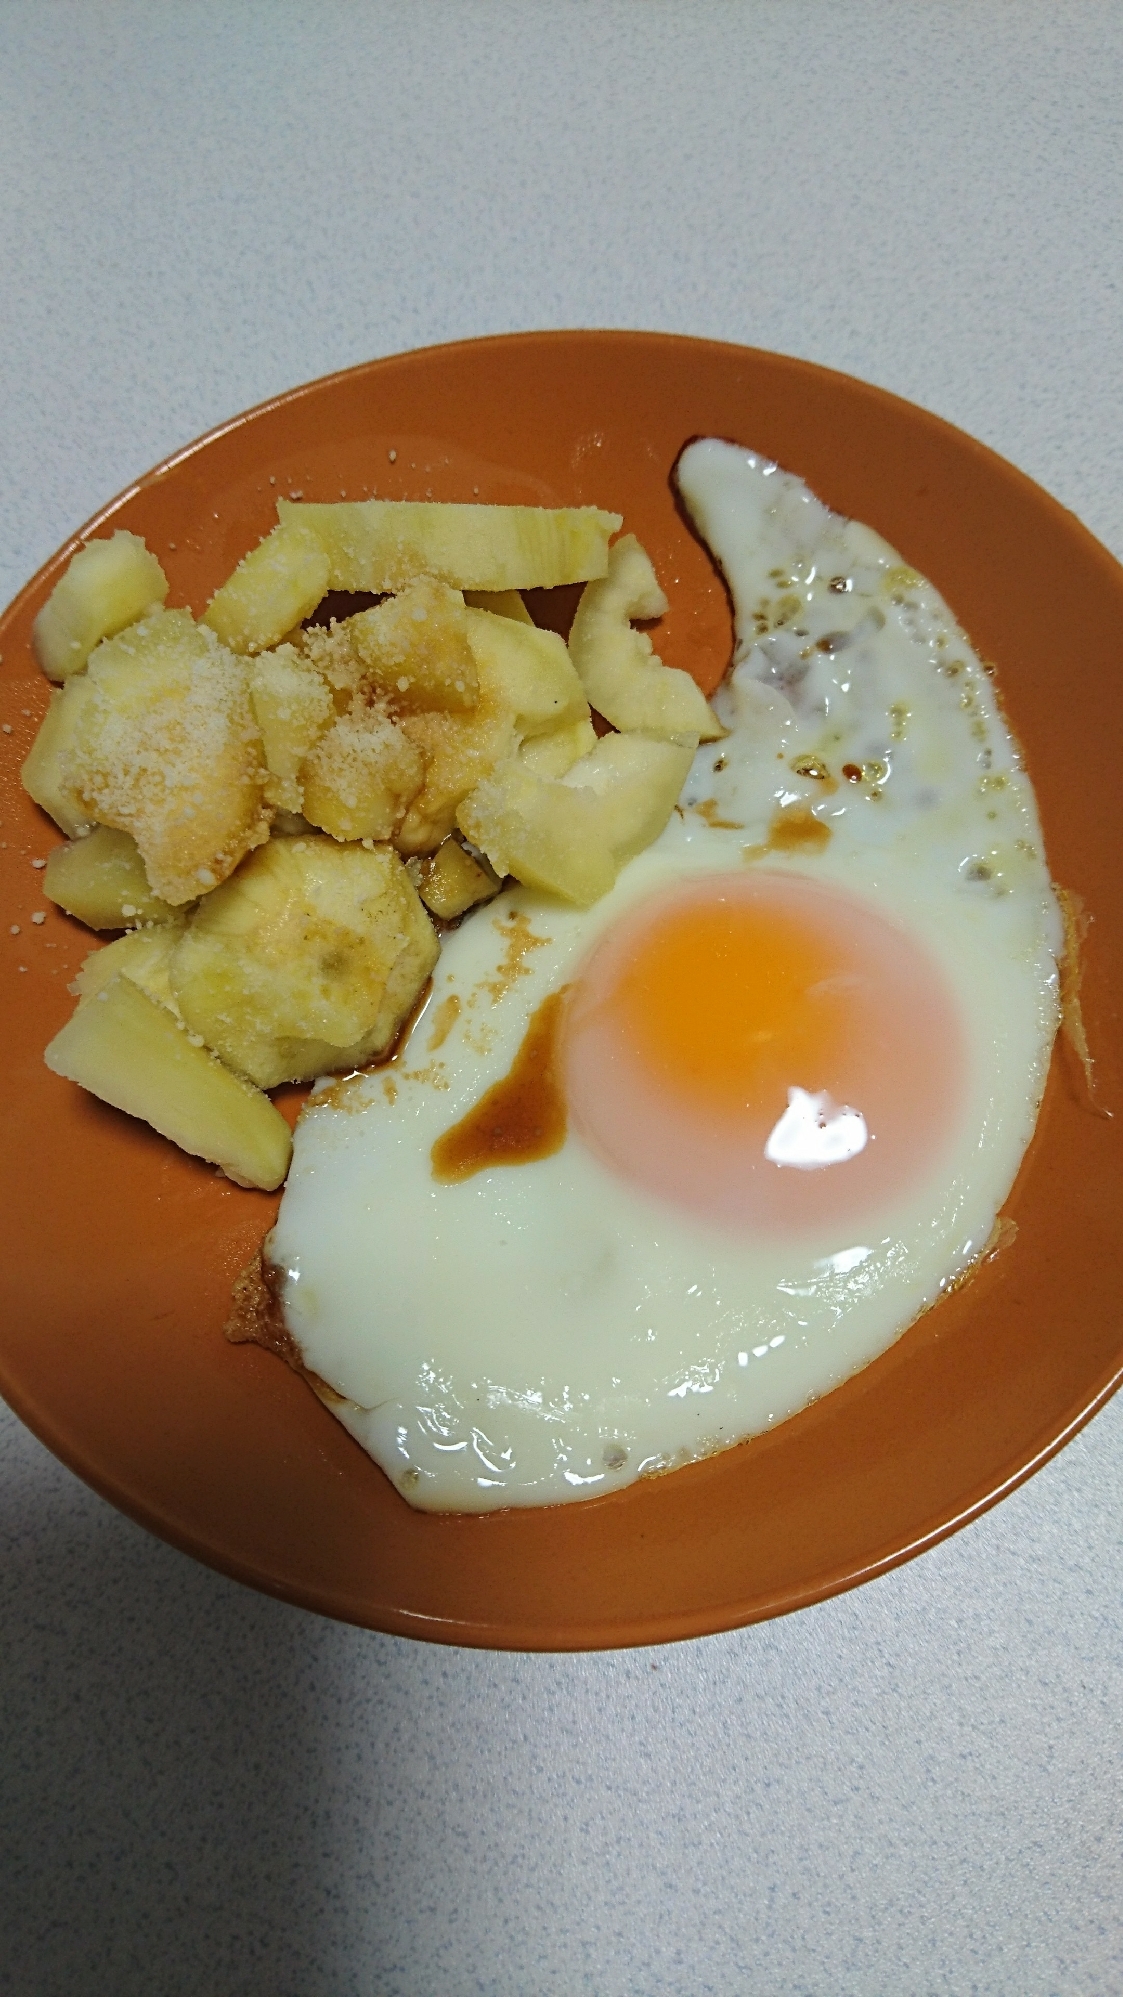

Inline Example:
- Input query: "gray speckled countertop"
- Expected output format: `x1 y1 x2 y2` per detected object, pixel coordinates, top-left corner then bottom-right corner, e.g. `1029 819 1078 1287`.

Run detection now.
2 6 1121 1992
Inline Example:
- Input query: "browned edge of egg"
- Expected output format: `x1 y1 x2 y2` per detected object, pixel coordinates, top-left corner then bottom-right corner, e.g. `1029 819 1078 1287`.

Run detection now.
939 1212 1019 1301
225 1246 345 1406
1055 884 1107 1115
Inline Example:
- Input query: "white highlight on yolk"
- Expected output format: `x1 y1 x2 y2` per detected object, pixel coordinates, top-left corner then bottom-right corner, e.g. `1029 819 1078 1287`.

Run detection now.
764 1087 868 1170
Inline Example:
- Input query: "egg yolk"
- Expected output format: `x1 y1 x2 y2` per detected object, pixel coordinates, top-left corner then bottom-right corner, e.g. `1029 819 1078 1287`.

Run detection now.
562 872 966 1233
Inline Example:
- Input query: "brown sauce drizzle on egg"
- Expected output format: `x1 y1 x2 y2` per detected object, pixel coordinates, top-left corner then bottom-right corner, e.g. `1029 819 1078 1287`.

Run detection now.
426 992 461 1052
694 797 745 830
743 802 832 862
431 987 569 1182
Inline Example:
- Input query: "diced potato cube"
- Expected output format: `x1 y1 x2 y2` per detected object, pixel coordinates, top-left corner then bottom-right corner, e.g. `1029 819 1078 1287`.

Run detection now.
301 704 425 842
32 531 169 682
569 534 723 742
277 497 622 593
72 921 187 1011
518 716 598 777
465 607 588 738
44 973 292 1191
21 680 96 837
250 647 335 813
463 589 534 625
43 826 179 929
458 763 617 906
305 579 478 713
169 836 439 1088
204 515 331 654
71 608 270 904
560 731 695 866
414 837 501 920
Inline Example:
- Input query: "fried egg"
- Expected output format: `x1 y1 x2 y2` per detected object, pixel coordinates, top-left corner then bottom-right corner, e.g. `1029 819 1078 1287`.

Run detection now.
269 439 1061 1511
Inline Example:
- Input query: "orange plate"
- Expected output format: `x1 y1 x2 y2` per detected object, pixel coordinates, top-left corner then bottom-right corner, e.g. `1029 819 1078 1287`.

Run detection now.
1 331 1120 1650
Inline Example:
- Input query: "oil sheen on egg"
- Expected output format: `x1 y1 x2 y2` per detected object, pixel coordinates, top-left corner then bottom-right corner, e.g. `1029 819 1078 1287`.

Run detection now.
269 439 1062 1512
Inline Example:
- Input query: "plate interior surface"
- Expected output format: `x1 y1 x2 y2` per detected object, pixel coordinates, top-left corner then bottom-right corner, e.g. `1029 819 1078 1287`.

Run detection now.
1 330 1120 1648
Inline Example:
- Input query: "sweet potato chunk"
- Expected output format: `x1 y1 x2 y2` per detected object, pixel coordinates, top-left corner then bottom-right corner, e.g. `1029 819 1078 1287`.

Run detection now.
301 704 425 843
413 837 501 920
388 609 589 855
168 836 438 1088
303 579 478 713
204 515 331 654
44 826 179 929
569 534 722 743
45 973 292 1191
33 531 169 681
72 921 187 1012
70 609 270 904
21 680 97 837
458 732 694 905
393 701 516 856
250 647 335 813
277 497 621 592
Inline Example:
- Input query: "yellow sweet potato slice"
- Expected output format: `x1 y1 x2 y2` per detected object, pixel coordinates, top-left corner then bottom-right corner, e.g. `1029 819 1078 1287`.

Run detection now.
458 732 694 906
301 704 425 843
458 764 617 906
465 607 588 738
277 497 621 593
517 717 598 777
203 515 331 654
70 608 270 905
21 680 97 837
569 534 722 743
33 531 169 682
560 730 695 866
72 921 187 1012
43 826 179 929
250 647 335 813
303 579 479 713
44 973 292 1191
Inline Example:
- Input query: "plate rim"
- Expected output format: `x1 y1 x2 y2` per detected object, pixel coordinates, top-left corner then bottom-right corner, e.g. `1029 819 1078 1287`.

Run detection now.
10 326 1123 623
3 326 1121 1650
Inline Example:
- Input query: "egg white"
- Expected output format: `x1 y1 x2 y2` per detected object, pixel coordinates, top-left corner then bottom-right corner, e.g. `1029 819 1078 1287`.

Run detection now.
269 445 1062 1511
